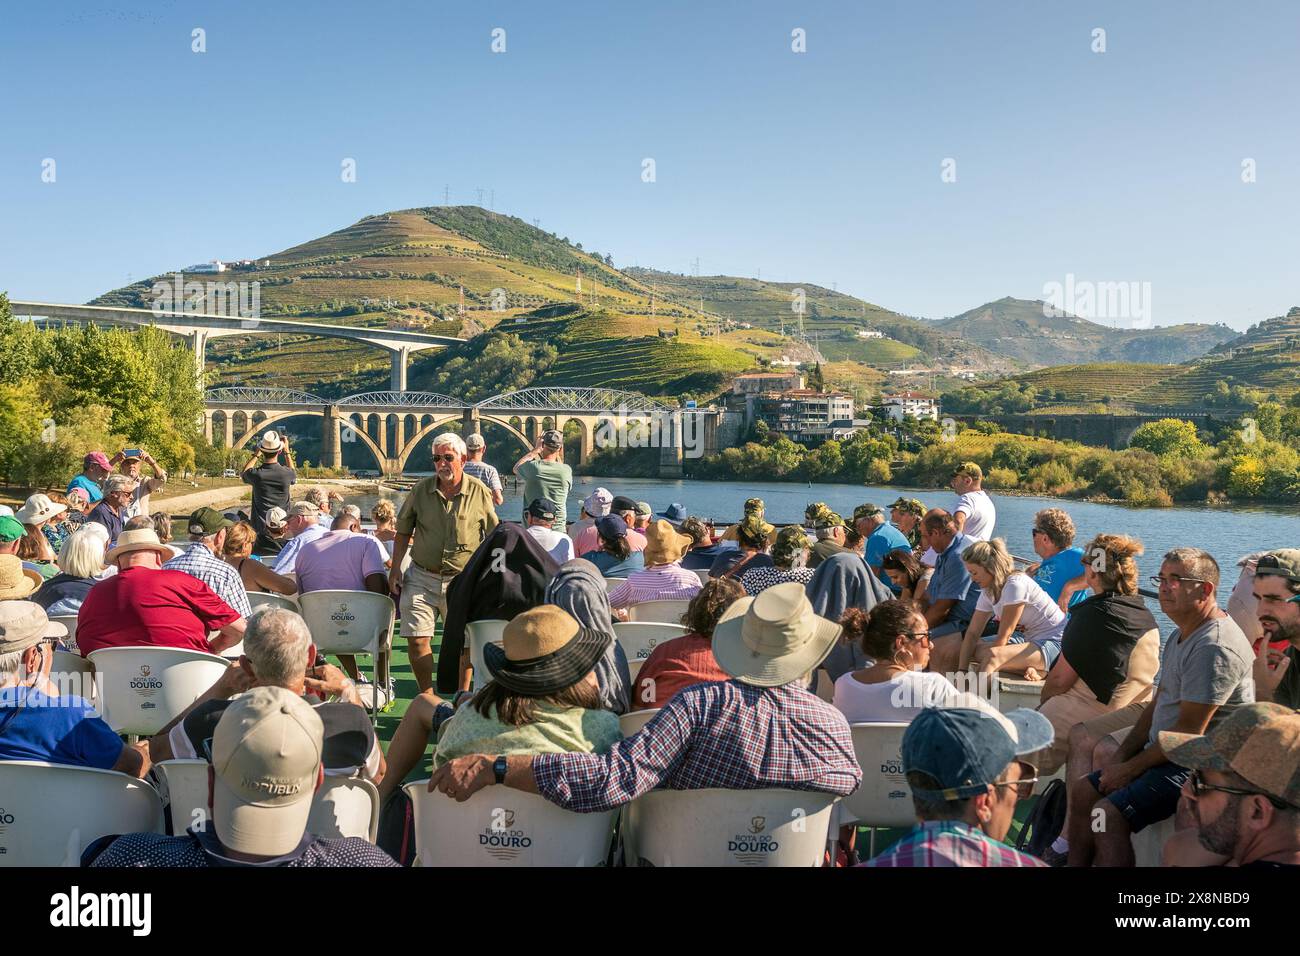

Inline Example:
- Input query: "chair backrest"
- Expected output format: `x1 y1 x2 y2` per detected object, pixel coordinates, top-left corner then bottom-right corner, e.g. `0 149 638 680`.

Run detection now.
153 759 211 836
692 568 710 585
307 776 380 844
0 761 164 866
627 659 645 682
50 614 79 651
403 783 616 866
626 599 691 624
838 723 915 829
247 591 300 613
619 708 660 736
994 677 1045 715
297 590 395 657
603 578 626 594
465 619 509 689
623 787 838 866
612 621 688 663
48 650 97 704
86 646 231 737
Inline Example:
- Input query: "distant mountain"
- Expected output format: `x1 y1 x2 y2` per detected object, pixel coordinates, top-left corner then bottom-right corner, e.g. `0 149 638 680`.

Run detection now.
932 297 1238 367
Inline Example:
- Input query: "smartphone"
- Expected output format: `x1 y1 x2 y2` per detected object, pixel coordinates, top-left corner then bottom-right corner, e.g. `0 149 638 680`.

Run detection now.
123 448 143 459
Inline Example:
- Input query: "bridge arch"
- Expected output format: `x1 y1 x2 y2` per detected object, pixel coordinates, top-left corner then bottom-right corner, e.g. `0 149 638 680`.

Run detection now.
232 408 324 451
338 412 390 473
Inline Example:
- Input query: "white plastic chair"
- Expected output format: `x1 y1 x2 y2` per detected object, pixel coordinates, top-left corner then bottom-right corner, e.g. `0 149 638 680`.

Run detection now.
87 646 232 737
297 590 395 720
994 676 1045 715
49 614 79 651
247 591 300 613
627 659 645 682
839 723 915 856
307 776 381 843
49 650 96 704
153 759 211 836
466 619 509 690
612 621 687 663
603 577 627 594
403 783 616 866
626 599 691 624
692 569 710 585
623 788 838 867
619 708 660 736
0 761 164 866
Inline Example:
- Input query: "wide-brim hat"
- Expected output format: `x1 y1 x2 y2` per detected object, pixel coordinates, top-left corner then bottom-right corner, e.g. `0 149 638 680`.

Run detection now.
105 528 175 564
16 494 67 525
257 430 285 453
484 606 610 697
0 601 67 654
643 518 693 566
710 581 841 687
0 556 43 600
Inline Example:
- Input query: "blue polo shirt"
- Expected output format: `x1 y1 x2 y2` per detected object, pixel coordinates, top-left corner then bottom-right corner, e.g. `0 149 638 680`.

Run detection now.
0 687 124 770
1034 547 1089 608
67 474 104 504
865 521 912 570
929 532 981 625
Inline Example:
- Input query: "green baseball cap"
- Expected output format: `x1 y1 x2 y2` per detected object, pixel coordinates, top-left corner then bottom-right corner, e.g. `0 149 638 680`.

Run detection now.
890 496 926 518
737 513 775 544
744 497 765 515
853 503 883 523
1159 703 1300 807
772 526 810 564
1255 549 1300 583
813 512 846 531
188 506 234 536
953 461 984 481
0 516 24 543
805 501 830 522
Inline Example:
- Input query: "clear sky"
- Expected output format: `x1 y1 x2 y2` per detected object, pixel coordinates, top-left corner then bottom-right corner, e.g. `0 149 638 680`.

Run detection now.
2 0 1296 329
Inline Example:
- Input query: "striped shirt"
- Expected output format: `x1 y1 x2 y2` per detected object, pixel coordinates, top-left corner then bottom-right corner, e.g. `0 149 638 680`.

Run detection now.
607 562 701 609
163 542 253 619
461 460 502 493
741 565 815 596
532 680 862 813
862 821 1046 868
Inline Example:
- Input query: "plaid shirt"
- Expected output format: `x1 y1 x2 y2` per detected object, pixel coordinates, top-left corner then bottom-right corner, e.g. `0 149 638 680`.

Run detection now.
863 821 1046 868
163 542 253 619
532 680 862 813
607 562 702 609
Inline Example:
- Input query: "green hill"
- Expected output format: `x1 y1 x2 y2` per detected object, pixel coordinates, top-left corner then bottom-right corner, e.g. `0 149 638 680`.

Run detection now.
933 297 1237 366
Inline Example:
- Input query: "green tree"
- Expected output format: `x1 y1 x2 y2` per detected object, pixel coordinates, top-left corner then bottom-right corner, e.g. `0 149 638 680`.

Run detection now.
1128 418 1203 458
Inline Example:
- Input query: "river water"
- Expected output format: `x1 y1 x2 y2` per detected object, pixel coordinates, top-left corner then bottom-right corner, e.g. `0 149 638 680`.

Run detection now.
342 475 1300 621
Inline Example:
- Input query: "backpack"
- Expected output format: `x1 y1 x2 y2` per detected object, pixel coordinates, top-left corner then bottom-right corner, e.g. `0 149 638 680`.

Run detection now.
376 789 416 866
1015 778 1067 858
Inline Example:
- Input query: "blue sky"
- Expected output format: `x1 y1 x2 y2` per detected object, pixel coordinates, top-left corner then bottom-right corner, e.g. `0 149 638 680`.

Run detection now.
2 0 1296 328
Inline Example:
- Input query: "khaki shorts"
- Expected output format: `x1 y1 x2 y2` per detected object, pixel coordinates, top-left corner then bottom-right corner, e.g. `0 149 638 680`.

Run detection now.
400 563 450 638
1035 688 1152 776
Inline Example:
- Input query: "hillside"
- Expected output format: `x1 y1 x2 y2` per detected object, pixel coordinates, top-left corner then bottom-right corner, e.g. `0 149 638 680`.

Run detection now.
1206 307 1300 355
623 268 1019 378
933 297 1237 366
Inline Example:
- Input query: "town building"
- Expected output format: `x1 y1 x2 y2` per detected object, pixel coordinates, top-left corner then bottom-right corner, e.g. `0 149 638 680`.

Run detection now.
753 389 856 443
881 391 939 422
730 371 806 396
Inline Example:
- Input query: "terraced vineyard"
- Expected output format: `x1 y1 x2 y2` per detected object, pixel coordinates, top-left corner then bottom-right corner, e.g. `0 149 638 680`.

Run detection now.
1013 363 1175 402
1124 345 1300 407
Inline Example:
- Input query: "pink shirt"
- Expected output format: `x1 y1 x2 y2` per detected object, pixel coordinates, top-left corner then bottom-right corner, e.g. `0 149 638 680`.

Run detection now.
294 530 388 593
607 563 702 609
571 525 647 558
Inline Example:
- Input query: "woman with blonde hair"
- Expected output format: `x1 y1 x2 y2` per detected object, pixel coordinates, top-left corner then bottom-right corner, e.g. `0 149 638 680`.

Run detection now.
221 520 298 596
31 524 108 616
371 499 398 557
957 537 1066 678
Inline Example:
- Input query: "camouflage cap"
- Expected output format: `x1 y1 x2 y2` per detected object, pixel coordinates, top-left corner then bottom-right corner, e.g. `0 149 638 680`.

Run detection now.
737 513 775 545
953 461 984 481
813 511 846 531
771 525 810 564
1254 549 1300 583
743 497 765 515
890 496 926 518
853 503 883 523
805 501 831 522
1159 703 1300 807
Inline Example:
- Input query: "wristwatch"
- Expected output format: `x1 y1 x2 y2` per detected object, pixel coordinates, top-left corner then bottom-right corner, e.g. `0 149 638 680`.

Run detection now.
493 755 509 785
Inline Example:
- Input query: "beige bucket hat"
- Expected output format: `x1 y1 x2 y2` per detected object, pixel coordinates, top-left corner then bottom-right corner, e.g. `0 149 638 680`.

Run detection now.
710 581 841 687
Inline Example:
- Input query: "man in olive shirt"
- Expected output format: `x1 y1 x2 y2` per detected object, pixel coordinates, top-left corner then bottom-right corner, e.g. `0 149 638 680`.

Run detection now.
1252 549 1300 710
389 432 498 693
512 429 572 531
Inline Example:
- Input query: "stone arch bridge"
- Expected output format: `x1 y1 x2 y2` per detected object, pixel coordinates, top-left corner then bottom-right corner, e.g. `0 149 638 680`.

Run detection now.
204 386 723 477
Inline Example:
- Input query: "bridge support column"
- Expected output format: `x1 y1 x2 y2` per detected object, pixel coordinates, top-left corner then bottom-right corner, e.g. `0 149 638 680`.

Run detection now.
192 330 210 386
574 417 594 467
322 406 343 469
658 410 684 478
390 347 412 392
223 413 233 449
203 410 214 445
462 407 480 439
377 414 389 457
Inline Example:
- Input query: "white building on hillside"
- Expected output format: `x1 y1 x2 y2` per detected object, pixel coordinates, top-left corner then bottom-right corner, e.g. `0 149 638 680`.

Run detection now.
882 391 939 422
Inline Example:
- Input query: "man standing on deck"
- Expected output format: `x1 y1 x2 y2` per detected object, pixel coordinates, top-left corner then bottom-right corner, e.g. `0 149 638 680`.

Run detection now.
512 430 571 531
241 430 296 555
112 448 167 519
951 462 995 541
389 433 498 693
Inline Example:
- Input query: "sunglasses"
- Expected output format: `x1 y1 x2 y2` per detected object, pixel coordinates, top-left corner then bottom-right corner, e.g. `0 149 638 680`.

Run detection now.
1187 769 1294 810
901 630 932 645
992 772 1039 801
433 454 458 463
1150 574 1209 589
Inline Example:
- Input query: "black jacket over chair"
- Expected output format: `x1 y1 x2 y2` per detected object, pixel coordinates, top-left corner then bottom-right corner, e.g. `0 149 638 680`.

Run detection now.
437 523 560 694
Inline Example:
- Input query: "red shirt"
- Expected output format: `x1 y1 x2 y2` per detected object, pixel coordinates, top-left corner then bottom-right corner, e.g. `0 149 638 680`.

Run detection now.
76 567 241 657
632 632 731 710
